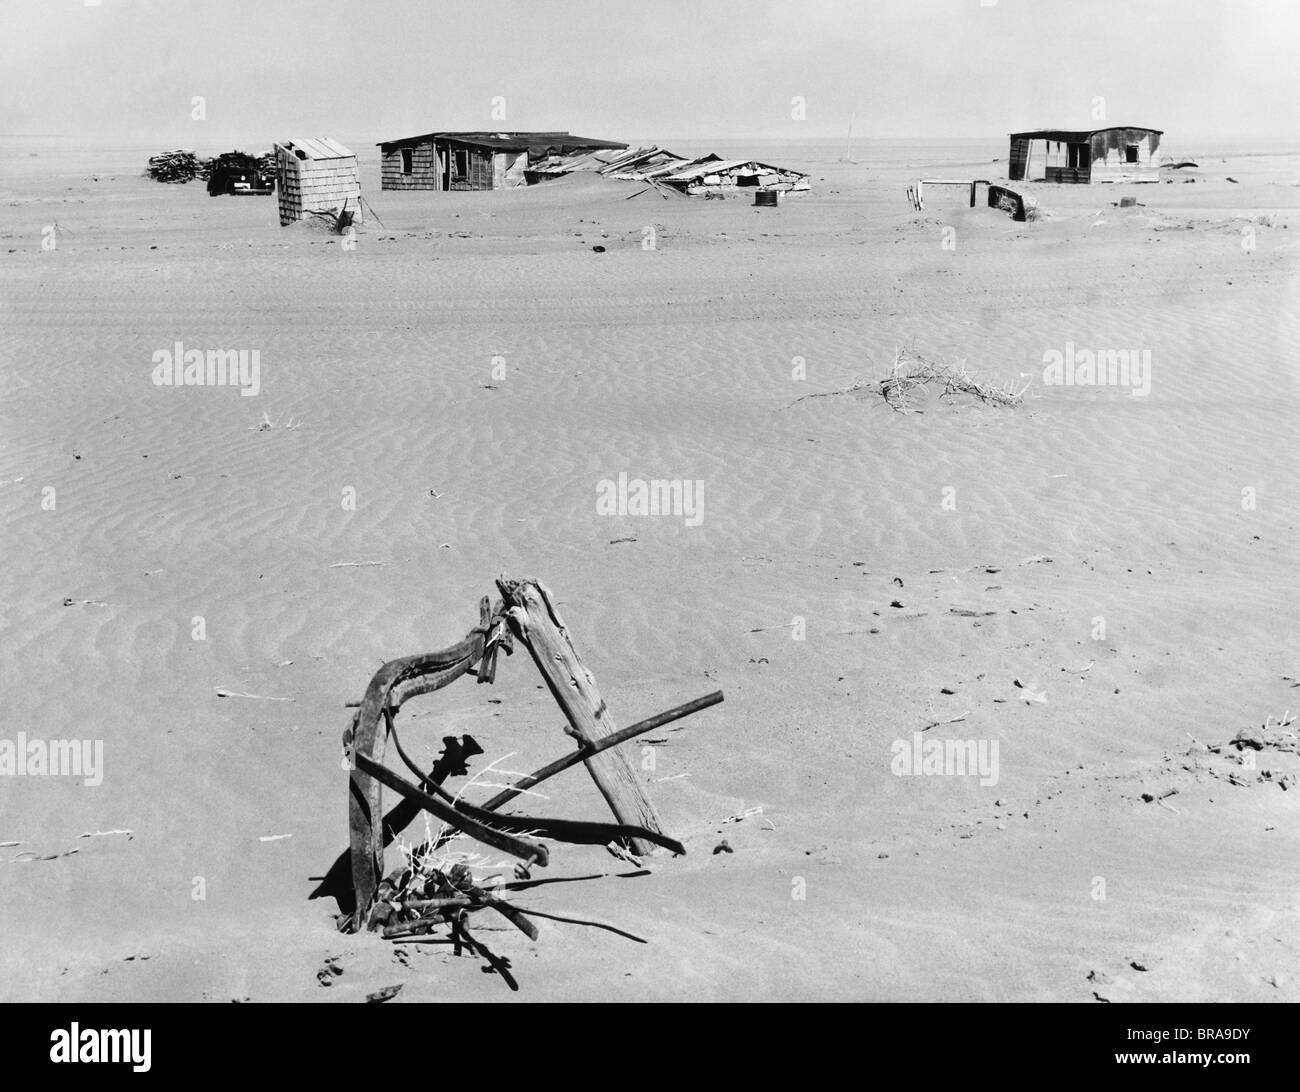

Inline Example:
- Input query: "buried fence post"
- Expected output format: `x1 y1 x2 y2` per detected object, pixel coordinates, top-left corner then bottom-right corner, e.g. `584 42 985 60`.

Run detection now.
497 576 666 856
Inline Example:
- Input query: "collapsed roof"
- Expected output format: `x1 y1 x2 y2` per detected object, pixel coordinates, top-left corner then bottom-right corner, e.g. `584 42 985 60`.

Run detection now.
525 145 810 193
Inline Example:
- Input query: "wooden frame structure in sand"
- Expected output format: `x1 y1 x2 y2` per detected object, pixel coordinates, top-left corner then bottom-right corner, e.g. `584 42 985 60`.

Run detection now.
340 576 722 932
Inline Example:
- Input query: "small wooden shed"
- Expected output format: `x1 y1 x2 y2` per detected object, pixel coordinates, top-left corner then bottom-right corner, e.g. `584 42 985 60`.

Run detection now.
1008 126 1162 183
274 137 362 225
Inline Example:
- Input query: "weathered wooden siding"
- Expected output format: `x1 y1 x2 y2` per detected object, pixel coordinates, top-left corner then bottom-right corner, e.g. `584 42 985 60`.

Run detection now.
1008 136 1029 181
448 144 494 190
380 140 441 190
1089 129 1161 182
379 140 526 192
276 149 362 225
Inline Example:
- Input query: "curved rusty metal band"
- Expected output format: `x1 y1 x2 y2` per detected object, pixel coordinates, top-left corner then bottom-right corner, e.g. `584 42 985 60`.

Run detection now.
347 613 501 931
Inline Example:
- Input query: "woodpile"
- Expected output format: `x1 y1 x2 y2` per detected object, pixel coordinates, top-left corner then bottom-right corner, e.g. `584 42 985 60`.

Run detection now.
146 149 201 183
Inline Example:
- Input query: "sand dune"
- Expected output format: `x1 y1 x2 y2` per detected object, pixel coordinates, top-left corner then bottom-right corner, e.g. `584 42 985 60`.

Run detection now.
1 139 1296 1001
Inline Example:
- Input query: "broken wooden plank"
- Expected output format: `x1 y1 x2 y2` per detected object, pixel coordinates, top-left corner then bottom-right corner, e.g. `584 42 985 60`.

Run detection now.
310 735 482 909
346 624 492 929
496 577 667 856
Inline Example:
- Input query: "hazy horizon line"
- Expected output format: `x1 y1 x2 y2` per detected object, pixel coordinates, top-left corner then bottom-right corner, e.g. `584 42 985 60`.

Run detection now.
5 131 1294 146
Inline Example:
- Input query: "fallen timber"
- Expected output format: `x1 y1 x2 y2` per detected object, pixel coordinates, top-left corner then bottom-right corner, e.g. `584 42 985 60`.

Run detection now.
338 578 722 935
497 577 665 855
480 690 723 812
355 750 686 856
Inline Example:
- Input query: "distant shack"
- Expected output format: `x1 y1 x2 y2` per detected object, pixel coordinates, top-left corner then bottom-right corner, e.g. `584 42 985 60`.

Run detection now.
274 138 361 225
377 131 628 192
1008 126 1162 184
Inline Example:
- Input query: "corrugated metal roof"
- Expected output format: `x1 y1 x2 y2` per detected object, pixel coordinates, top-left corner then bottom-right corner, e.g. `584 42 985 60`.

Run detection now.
281 137 356 160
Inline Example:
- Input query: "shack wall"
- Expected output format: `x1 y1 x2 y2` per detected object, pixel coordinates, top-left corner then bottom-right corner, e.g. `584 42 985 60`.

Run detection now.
447 143 495 191
380 139 441 190
1089 128 1161 182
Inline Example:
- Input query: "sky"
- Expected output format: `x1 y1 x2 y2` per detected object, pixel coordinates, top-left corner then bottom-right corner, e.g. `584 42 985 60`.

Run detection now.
2 0 1296 145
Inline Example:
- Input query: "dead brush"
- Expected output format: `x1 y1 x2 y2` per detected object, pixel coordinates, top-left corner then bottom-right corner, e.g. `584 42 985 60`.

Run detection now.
400 752 546 890
879 347 1031 412
786 345 1031 412
376 753 547 945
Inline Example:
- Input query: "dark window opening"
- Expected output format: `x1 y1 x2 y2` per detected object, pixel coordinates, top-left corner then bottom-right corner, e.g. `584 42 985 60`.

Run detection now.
400 148 413 175
1125 145 1140 163
455 148 470 176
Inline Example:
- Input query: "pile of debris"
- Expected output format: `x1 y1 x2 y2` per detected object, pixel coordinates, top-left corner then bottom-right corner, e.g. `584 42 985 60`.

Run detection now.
1195 711 1298 791
527 145 810 197
146 149 201 183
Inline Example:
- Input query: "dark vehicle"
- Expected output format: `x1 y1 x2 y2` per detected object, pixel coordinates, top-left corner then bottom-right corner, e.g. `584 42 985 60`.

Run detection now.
206 151 275 196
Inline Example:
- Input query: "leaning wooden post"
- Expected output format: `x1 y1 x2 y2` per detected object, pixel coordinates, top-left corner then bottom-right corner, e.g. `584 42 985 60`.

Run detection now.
497 577 666 857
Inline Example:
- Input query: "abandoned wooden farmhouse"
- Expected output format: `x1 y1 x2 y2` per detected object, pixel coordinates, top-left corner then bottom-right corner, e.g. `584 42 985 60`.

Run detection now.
1008 126 1162 183
378 131 628 191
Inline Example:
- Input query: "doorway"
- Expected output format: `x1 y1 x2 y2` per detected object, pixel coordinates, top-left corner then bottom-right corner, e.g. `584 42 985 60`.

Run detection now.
1066 142 1091 182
